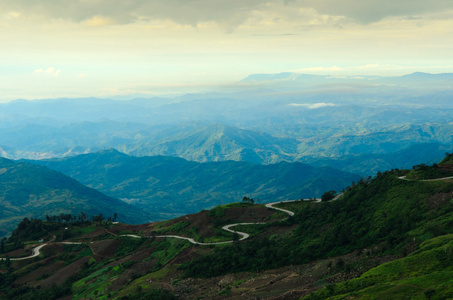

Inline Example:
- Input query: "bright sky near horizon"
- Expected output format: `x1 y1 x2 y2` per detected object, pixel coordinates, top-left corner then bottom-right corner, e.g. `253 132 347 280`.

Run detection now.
1 0 453 100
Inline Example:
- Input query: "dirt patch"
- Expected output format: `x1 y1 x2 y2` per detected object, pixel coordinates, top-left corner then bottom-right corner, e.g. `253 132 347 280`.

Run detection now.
15 260 65 286
75 228 110 240
38 256 90 288
143 206 279 239
41 243 65 257
108 223 155 235
169 247 203 265
426 191 453 210
3 246 32 258
90 239 121 258
172 250 402 300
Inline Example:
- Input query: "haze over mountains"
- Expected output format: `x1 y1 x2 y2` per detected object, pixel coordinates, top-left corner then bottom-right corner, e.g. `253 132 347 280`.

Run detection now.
1 72 452 176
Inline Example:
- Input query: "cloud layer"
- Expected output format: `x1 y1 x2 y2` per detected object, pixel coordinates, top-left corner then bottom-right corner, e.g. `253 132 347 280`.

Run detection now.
2 0 453 28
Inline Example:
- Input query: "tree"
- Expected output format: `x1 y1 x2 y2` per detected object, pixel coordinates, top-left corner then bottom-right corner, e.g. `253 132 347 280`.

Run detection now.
321 191 336 202
113 213 118 222
4 256 11 268
92 213 104 225
80 212 87 222
242 196 254 204
0 237 5 253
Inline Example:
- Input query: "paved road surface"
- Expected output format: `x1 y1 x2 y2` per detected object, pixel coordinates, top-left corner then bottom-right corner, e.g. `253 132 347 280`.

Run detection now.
1 196 339 260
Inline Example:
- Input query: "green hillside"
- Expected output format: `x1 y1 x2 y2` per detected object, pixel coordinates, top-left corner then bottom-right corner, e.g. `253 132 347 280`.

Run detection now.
182 169 453 278
303 234 453 299
29 149 360 217
0 156 452 299
0 158 150 237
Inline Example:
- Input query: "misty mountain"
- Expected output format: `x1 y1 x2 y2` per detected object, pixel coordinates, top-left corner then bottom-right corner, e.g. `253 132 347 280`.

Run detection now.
301 142 453 176
121 122 299 164
2 119 452 177
240 71 453 91
0 72 452 174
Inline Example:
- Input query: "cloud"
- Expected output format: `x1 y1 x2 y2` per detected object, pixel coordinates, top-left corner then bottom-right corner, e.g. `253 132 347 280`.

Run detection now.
289 102 335 109
292 66 342 73
1 0 452 30
289 64 453 76
294 0 453 23
33 67 61 76
83 15 114 27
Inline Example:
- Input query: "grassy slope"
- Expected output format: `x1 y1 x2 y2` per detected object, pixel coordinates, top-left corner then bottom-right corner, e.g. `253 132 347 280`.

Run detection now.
181 172 453 278
303 234 453 299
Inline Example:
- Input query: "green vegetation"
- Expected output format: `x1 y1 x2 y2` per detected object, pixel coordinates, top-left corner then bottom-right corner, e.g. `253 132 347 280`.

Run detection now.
303 234 453 299
30 149 359 218
406 153 453 180
182 170 453 278
1 157 452 299
321 190 336 202
406 163 452 180
115 236 147 257
117 289 177 300
0 158 149 237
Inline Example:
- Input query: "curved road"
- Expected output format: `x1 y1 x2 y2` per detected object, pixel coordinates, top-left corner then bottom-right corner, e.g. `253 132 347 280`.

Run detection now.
1 201 295 260
398 175 453 182
4 173 450 261
1 196 347 260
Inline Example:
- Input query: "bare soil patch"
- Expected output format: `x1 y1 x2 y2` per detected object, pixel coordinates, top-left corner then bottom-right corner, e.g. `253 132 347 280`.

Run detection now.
38 256 90 288
15 260 65 286
90 239 121 257
427 192 453 210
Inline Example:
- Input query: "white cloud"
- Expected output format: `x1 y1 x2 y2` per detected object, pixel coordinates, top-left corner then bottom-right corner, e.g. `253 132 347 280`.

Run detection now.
33 67 61 76
289 102 335 109
291 66 342 73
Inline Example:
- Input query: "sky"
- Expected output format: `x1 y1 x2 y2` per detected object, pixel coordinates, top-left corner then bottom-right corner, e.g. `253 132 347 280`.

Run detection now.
1 0 453 100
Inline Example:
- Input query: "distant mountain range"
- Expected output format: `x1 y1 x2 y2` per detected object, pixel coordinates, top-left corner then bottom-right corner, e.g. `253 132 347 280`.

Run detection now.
302 143 453 176
0 71 451 178
28 150 360 217
1 120 449 176
0 157 150 237
119 122 299 164
241 71 453 87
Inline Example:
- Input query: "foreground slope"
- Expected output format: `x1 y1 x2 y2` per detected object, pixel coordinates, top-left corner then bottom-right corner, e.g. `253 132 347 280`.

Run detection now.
29 149 360 217
0 157 149 237
1 156 452 299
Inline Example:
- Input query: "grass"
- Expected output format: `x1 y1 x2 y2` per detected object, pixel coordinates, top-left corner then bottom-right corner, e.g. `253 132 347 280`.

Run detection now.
302 234 453 300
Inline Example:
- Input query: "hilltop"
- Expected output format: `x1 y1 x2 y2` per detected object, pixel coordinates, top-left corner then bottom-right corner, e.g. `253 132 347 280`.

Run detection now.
1 155 452 299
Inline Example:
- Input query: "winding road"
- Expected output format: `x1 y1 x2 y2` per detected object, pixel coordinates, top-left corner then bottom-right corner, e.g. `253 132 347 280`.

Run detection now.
398 175 453 182
1 200 297 260
4 173 446 261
